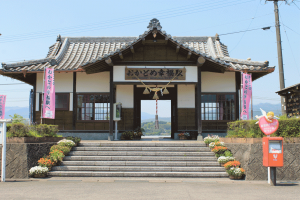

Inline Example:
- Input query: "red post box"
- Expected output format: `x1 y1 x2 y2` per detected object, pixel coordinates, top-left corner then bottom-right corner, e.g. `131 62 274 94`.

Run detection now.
263 137 283 167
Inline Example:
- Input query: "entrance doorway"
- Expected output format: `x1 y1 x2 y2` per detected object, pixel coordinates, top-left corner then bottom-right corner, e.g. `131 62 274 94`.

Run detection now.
141 100 171 138
133 85 178 139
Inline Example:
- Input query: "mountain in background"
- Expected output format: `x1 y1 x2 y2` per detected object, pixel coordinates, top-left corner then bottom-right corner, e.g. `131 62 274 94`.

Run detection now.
3 103 282 121
5 107 30 119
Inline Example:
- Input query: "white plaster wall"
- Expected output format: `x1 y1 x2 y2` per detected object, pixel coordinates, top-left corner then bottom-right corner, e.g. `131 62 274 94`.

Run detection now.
116 85 134 108
36 93 39 111
201 72 235 92
76 72 110 92
113 66 197 82
178 85 195 108
36 72 73 92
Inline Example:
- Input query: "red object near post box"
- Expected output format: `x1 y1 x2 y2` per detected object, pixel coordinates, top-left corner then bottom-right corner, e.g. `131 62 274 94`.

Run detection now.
263 137 283 167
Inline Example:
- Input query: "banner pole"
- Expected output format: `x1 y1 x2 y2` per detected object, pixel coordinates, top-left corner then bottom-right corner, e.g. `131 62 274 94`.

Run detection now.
240 72 242 120
250 73 253 120
40 67 46 124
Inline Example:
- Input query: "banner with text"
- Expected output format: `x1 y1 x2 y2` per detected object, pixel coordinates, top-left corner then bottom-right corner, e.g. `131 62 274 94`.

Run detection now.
42 68 55 119
240 73 252 120
0 95 6 119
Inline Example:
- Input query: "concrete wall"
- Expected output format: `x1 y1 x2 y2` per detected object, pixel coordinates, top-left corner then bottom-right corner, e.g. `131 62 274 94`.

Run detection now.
226 143 300 181
76 71 110 93
113 66 197 82
202 72 235 92
0 143 56 179
116 85 134 108
177 85 195 108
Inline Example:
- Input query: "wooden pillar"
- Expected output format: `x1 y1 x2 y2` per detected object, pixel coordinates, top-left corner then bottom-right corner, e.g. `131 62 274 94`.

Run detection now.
235 72 240 120
33 74 37 123
72 72 77 130
109 67 114 140
197 66 202 139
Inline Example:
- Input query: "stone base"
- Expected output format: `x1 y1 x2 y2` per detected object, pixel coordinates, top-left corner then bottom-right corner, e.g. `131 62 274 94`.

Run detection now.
197 135 203 141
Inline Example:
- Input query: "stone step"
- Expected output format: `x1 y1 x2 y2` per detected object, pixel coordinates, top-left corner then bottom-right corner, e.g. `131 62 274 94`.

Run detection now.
60 161 220 167
63 156 217 161
52 166 225 172
79 142 206 147
68 151 214 157
72 147 210 152
48 171 228 178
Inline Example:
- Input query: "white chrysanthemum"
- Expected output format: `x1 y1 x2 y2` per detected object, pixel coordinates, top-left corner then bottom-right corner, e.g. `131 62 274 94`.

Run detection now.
209 142 215 148
29 166 49 175
227 157 235 161
58 139 75 147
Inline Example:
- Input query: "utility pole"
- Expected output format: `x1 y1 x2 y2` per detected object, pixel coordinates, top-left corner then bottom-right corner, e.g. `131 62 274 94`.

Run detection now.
267 0 286 115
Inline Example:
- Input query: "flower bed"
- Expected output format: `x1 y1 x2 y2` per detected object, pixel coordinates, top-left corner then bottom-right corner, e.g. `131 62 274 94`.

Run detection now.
208 135 246 179
29 137 81 178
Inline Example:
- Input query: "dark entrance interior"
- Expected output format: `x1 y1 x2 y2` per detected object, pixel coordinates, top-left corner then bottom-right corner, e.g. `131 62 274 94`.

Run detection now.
134 85 177 139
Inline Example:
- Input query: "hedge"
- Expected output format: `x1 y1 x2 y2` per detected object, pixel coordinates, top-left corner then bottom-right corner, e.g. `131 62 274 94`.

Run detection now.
227 118 300 138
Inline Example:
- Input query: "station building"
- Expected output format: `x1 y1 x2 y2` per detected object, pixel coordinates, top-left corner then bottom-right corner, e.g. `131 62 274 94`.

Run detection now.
0 19 274 140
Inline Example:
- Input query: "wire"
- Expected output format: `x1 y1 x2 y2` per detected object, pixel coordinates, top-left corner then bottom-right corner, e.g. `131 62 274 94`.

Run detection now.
0 83 28 85
229 0 260 53
293 1 300 10
219 26 273 36
280 23 300 35
0 0 253 43
280 14 300 77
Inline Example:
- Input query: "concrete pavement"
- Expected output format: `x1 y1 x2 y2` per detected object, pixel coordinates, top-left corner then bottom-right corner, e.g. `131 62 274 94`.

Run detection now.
0 177 299 200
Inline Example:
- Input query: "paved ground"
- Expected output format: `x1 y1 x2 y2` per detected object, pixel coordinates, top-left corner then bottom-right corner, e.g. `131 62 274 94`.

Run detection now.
0 177 299 200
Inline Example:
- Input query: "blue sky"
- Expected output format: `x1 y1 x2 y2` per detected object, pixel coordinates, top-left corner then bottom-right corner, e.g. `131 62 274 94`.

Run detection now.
0 0 299 112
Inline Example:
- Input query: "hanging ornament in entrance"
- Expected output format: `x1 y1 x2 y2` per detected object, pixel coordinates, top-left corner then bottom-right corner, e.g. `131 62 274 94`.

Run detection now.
133 72 180 129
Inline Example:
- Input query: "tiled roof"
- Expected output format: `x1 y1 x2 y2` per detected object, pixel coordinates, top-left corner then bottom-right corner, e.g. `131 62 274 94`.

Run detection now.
1 19 274 75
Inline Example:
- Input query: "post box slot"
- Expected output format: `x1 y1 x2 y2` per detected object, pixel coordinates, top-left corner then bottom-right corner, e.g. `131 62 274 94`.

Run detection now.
269 141 282 153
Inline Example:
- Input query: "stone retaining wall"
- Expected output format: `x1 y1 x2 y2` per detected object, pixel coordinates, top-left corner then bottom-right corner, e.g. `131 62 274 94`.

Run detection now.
0 143 56 179
225 143 300 181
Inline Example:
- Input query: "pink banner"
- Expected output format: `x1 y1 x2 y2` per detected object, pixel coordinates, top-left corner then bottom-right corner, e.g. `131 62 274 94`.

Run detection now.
0 95 6 119
42 68 55 119
240 73 252 120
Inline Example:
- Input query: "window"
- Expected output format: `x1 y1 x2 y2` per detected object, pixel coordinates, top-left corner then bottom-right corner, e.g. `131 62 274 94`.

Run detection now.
201 94 235 121
56 93 69 110
77 94 110 121
39 93 69 111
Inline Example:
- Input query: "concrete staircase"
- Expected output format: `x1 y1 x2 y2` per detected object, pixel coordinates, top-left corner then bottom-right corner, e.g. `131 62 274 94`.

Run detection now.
48 141 228 178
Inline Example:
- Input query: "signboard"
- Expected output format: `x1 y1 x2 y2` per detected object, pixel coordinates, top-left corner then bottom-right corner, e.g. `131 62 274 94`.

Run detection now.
240 73 252 120
42 68 55 119
0 95 6 119
125 68 186 80
259 117 279 135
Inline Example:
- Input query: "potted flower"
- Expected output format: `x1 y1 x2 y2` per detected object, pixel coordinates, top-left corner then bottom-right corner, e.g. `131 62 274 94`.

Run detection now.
227 167 245 179
29 166 49 178
49 149 65 165
217 156 235 166
209 141 225 149
211 146 228 157
204 135 219 146
133 127 144 140
178 132 186 140
224 161 241 170
38 157 54 171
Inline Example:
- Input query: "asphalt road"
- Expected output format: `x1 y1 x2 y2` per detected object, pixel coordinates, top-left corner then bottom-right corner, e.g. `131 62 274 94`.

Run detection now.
0 177 299 200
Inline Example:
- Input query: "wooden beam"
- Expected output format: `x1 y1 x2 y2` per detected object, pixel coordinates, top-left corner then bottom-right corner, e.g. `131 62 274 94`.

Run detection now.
130 46 135 54
109 67 114 140
197 56 206 66
105 57 113 66
119 52 123 60
187 52 192 60
176 46 180 53
197 66 202 139
22 70 27 78
72 72 77 130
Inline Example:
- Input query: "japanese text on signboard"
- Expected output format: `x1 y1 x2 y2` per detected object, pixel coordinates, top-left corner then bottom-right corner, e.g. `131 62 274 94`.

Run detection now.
240 73 252 120
125 68 186 80
42 68 55 119
0 95 6 119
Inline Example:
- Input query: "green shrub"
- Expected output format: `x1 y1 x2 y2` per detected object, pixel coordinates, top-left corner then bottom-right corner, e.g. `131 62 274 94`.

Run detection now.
9 123 29 137
121 131 134 140
227 118 300 138
35 124 59 137
50 145 71 155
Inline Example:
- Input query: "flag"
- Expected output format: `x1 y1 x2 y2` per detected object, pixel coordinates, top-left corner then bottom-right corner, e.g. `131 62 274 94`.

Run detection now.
0 95 6 119
42 68 55 119
240 73 252 120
